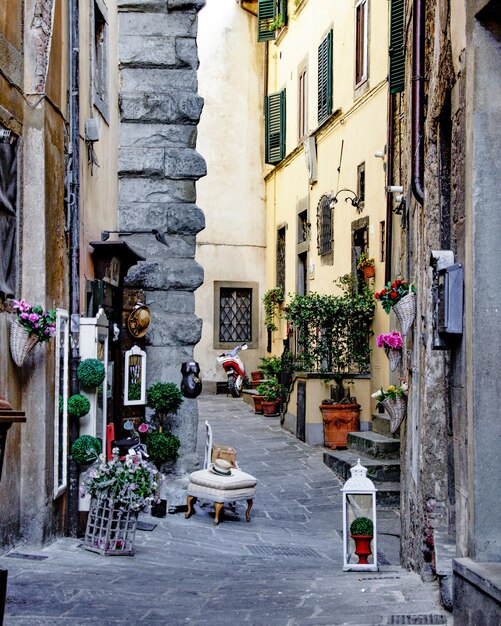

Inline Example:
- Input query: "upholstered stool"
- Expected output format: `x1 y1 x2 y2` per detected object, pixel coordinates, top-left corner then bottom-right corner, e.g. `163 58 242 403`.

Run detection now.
185 461 257 526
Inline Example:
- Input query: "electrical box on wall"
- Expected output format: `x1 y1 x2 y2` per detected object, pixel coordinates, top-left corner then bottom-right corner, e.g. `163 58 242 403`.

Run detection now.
430 251 464 349
438 264 464 335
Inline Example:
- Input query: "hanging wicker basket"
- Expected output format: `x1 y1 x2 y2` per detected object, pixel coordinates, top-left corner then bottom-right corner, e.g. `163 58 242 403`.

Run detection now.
10 320 39 367
387 348 402 372
381 396 407 433
393 291 416 336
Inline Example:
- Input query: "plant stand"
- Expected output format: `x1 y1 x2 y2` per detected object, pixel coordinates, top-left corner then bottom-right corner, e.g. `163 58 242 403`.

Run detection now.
83 495 138 556
321 404 360 449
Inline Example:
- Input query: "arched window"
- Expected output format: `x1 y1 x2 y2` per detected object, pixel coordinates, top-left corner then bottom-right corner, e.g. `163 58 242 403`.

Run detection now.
317 194 333 256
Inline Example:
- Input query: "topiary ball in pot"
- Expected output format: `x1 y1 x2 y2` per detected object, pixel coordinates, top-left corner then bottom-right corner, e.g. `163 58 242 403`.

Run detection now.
350 516 374 537
146 431 181 469
77 358 106 389
71 435 102 464
146 382 183 415
67 394 91 418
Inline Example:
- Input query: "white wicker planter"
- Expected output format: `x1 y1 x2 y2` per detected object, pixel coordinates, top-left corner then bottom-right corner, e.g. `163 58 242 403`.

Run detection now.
83 495 138 556
393 292 416 336
381 395 407 434
9 320 39 367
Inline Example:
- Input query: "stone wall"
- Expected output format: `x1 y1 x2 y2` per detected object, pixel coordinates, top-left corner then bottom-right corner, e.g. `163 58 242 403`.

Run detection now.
397 0 467 575
117 0 207 504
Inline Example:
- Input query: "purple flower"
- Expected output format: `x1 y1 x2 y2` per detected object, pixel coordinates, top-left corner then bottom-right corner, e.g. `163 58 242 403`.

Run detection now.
28 313 40 323
20 312 29 320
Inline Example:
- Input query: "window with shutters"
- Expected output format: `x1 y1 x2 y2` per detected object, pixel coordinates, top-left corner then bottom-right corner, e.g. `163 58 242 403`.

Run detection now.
257 0 288 42
265 89 286 164
355 0 368 87
317 195 333 256
389 0 405 93
317 31 333 125
298 67 308 141
357 162 366 210
92 0 109 122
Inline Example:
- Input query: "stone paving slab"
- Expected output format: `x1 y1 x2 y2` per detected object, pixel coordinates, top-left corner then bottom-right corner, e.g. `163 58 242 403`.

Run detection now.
1 395 451 625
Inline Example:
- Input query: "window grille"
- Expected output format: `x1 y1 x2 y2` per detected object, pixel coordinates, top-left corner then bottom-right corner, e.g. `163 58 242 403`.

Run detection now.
276 227 286 291
317 195 333 256
219 288 252 343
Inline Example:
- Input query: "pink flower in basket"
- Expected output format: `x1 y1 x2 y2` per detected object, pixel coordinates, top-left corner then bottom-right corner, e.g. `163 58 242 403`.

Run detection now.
12 299 56 342
376 331 403 352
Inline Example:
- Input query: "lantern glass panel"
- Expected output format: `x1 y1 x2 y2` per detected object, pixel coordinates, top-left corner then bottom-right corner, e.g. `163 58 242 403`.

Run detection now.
345 493 375 566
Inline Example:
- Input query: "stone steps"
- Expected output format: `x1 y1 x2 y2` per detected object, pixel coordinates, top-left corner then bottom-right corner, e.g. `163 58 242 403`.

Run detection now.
323 449 401 483
347 431 400 459
372 413 400 439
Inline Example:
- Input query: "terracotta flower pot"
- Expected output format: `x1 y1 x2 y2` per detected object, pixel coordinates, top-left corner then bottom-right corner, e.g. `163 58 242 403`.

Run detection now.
251 371 264 382
262 400 280 416
361 265 375 279
252 394 264 414
351 534 373 565
320 403 360 449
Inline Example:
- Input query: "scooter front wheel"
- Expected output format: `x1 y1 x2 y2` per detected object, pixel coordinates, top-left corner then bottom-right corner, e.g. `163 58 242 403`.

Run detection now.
227 374 241 398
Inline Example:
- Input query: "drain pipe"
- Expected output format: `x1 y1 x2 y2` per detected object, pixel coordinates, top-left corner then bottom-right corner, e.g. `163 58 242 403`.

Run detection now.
384 93 395 284
67 0 81 537
411 0 425 205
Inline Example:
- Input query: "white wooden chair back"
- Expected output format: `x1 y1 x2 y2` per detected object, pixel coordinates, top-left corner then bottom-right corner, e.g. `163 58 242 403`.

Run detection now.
204 420 213 469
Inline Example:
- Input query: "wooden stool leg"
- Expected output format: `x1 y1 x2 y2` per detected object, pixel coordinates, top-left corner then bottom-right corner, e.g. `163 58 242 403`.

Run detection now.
185 495 197 519
245 499 253 522
214 502 224 525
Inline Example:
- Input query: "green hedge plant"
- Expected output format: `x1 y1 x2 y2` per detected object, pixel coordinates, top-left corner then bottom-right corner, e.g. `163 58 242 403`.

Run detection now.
350 516 374 537
147 382 183 415
77 358 105 389
146 432 181 470
71 435 102 464
67 394 91 418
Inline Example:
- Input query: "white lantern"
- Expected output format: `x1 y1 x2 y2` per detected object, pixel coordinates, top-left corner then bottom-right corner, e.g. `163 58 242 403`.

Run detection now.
341 459 378 571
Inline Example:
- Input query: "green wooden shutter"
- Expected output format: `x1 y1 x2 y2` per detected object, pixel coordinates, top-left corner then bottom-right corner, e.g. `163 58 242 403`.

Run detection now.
258 0 276 42
318 30 333 125
279 0 288 27
389 0 405 93
265 89 286 164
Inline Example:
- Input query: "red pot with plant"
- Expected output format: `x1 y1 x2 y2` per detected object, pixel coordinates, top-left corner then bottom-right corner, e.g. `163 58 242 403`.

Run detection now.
350 516 374 565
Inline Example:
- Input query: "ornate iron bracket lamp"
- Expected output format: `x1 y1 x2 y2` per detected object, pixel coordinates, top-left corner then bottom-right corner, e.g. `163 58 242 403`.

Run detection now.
330 189 363 214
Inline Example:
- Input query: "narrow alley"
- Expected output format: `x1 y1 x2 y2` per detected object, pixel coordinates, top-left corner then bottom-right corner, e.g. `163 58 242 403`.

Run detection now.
1 396 450 625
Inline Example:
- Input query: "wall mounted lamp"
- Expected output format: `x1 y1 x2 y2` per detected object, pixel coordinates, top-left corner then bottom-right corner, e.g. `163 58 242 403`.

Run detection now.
101 229 169 246
330 188 363 214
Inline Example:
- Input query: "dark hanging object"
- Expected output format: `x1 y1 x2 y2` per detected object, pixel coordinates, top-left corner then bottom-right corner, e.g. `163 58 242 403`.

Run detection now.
180 361 202 399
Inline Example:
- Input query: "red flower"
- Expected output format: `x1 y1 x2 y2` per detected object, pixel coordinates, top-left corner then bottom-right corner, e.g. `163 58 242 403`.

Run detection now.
375 292 380 299
381 289 387 296
390 292 398 299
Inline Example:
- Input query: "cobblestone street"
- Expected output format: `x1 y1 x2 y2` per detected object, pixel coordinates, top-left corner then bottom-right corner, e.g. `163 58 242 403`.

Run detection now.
1 396 450 625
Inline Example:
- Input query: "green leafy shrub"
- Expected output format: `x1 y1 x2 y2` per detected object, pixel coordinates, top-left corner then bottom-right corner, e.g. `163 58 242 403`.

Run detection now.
67 394 91 418
127 382 141 401
146 432 181 469
71 435 102 464
256 378 283 402
257 355 282 381
146 382 183 415
350 516 374 536
77 358 105 389
263 287 284 332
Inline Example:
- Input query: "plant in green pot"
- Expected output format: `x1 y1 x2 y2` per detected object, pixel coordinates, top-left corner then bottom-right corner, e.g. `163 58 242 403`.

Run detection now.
350 516 374 565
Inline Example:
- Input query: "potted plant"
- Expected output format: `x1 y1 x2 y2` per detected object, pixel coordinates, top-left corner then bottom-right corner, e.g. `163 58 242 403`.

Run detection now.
376 330 403 371
77 358 105 390
319 386 361 450
350 516 374 565
375 279 416 335
357 253 375 279
81 450 158 555
256 379 282 416
145 431 181 471
71 435 102 465
146 382 183 432
371 382 408 433
10 299 56 366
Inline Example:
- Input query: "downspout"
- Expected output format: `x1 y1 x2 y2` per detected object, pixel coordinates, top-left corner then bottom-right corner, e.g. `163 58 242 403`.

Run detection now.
385 93 395 284
411 0 425 205
67 0 80 537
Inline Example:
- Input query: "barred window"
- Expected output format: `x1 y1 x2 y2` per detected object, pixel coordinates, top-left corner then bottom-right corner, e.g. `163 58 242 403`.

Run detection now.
317 194 333 256
219 288 252 343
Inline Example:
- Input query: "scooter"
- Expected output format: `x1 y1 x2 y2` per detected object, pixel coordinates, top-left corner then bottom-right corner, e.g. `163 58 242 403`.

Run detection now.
217 343 250 397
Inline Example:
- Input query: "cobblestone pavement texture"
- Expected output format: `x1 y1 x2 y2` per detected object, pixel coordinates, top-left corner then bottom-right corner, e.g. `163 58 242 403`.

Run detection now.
1 396 451 625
